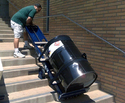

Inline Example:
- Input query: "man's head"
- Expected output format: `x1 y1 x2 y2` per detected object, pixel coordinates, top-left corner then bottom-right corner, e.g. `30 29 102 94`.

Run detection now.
34 4 42 13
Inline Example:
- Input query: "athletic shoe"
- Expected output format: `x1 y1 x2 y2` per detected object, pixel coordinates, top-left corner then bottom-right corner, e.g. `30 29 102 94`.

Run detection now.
14 51 25 58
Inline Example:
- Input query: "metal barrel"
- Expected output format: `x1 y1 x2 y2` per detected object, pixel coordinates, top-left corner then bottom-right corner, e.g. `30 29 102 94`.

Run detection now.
44 35 97 92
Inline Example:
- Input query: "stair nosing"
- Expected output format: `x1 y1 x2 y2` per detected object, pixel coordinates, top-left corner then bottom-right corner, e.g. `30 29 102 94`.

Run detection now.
5 78 42 86
93 94 113 102
9 90 54 103
1 56 34 60
3 65 38 72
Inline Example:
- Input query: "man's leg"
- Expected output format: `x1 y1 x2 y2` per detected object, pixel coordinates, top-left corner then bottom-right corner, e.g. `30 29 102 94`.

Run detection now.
13 26 25 57
14 38 20 53
14 38 20 48
13 36 25 58
23 31 28 41
13 37 25 58
23 31 32 49
10 20 25 58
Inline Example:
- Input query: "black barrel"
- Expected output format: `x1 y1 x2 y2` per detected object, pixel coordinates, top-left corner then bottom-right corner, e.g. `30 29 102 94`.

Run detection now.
43 35 97 92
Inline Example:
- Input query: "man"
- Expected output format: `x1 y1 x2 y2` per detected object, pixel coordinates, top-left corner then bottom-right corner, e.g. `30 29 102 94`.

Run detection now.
10 4 42 58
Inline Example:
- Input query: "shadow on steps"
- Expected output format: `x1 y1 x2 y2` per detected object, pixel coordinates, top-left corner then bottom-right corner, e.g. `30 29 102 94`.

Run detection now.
51 91 95 103
0 76 9 103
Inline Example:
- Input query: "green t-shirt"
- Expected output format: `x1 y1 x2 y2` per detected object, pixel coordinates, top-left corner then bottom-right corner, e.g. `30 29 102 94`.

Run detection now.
11 5 36 27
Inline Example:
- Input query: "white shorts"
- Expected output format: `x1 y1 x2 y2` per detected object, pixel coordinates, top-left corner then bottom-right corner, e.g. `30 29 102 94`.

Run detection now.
10 20 24 38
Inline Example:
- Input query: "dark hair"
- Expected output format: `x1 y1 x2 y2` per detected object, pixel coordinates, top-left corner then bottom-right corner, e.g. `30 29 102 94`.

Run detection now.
35 4 42 8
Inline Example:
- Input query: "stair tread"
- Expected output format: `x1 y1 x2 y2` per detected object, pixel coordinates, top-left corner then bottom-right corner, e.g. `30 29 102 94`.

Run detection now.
0 42 34 51
48 90 113 103
0 48 35 58
60 90 113 103
0 31 13 33
1 53 37 67
9 86 53 100
1 55 33 60
0 29 12 32
0 38 14 39
0 24 10 26
0 42 24 50
8 87 113 103
3 64 38 71
0 26 12 28
2 64 41 78
85 90 112 101
0 33 13 35
4 74 40 84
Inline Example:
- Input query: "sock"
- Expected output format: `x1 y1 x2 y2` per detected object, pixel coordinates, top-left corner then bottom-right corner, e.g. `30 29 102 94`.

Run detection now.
15 48 19 53
24 41 29 46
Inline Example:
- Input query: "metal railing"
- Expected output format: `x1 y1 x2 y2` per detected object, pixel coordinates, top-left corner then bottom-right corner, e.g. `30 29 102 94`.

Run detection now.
7 0 19 10
7 0 125 56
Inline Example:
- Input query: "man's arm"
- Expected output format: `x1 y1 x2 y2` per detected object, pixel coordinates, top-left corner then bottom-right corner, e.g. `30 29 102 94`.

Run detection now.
26 17 33 25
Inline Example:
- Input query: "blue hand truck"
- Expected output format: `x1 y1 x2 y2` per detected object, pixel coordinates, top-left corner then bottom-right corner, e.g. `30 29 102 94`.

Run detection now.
25 25 97 100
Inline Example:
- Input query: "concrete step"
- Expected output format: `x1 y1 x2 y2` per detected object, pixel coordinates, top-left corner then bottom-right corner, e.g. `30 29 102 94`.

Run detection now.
1 85 113 103
0 20 10 24
0 38 21 42
0 34 13 38
0 22 10 27
0 37 23 42
1 55 37 67
0 18 10 23
0 30 12 32
0 42 17 51
0 48 35 57
3 64 39 78
0 26 11 30
3 75 98 94
0 42 34 52
47 90 114 103
0 74 48 94
0 30 13 34
0 23 10 27
0 23 10 28
0 18 10 21
8 86 54 103
0 19 10 27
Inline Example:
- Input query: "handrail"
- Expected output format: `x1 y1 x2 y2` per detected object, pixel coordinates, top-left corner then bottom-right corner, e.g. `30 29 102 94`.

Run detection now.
7 0 125 56
7 0 19 10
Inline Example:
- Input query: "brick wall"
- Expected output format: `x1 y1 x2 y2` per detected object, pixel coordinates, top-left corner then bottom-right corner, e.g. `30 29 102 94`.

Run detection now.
8 0 125 103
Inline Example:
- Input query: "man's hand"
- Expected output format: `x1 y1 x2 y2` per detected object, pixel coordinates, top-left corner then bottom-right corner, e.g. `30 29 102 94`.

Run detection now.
26 17 33 25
